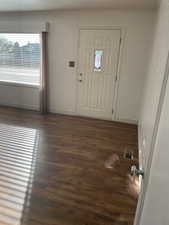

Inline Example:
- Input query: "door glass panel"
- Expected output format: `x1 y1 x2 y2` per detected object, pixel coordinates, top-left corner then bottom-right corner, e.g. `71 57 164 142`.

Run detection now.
94 50 103 72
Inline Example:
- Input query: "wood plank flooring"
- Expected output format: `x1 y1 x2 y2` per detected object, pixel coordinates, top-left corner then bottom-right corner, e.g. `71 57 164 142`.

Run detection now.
0 107 139 225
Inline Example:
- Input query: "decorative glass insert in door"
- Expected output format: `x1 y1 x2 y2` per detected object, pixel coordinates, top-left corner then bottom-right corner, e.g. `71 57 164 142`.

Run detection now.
94 50 103 72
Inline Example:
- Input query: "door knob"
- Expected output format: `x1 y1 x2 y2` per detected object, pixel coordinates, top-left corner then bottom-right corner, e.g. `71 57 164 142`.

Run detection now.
78 73 83 82
130 165 144 177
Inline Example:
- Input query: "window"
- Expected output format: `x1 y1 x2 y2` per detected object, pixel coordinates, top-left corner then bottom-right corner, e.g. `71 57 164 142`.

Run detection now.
0 33 41 85
94 50 103 72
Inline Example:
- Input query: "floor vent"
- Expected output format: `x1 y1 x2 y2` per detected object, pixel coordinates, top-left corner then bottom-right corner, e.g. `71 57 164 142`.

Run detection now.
123 151 134 160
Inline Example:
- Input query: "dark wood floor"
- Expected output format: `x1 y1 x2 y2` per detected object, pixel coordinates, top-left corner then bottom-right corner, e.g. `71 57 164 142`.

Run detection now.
0 107 139 225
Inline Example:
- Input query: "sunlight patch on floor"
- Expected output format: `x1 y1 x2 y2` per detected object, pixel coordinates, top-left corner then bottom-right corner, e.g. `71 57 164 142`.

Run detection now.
0 123 39 225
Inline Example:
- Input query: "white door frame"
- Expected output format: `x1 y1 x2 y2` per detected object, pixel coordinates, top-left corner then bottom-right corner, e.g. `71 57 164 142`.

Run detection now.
134 52 169 225
75 26 126 121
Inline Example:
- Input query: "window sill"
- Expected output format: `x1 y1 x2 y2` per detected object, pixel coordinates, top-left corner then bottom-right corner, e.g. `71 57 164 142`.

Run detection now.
0 80 40 89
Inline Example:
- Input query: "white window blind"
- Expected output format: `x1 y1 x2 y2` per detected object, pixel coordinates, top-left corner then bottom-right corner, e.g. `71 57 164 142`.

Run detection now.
0 33 41 85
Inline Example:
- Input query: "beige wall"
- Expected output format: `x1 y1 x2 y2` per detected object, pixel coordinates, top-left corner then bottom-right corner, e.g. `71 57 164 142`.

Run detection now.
0 9 156 122
0 83 39 110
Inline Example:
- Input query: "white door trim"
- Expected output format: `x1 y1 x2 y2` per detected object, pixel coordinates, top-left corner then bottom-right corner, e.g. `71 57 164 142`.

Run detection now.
75 26 125 121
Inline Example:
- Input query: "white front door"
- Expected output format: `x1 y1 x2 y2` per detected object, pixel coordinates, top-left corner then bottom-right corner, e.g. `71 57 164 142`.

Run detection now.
76 29 121 120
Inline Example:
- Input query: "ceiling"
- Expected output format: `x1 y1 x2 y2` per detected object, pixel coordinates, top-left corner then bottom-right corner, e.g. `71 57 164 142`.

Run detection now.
0 0 159 12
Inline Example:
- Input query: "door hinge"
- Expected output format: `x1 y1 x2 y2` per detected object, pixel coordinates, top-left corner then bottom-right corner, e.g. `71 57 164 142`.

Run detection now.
112 109 114 114
115 75 118 82
120 37 122 45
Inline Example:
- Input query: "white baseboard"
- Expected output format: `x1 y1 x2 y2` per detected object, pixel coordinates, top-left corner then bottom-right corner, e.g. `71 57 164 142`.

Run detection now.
49 108 77 116
0 103 39 111
114 118 138 125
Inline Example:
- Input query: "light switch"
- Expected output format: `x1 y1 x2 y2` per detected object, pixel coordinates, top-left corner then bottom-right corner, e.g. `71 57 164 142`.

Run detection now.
69 61 75 67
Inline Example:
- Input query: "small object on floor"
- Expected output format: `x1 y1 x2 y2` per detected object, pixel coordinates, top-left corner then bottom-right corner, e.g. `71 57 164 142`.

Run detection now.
123 151 134 160
105 153 120 169
126 174 140 199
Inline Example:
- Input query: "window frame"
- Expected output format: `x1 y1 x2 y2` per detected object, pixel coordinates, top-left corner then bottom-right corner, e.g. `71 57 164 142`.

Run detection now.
0 32 41 87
